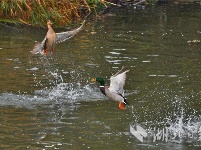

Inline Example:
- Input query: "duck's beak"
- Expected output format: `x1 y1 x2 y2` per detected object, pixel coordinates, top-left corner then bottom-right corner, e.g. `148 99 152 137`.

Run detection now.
119 102 125 110
47 20 53 25
91 78 96 82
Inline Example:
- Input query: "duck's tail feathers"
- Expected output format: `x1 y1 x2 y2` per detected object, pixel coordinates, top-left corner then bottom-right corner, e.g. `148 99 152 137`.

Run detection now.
123 98 129 105
118 93 129 105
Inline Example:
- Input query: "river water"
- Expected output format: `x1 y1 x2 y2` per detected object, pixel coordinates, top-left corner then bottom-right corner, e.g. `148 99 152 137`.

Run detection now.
0 5 201 150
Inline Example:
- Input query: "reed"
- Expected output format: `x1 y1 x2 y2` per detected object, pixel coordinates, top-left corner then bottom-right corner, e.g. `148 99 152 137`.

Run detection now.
0 0 105 27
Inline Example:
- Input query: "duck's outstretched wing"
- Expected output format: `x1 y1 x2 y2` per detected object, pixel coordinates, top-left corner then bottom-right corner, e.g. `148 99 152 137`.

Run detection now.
55 20 86 44
31 37 46 55
108 70 129 96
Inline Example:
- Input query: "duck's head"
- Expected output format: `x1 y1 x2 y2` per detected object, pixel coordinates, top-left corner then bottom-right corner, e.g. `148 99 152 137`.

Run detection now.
47 20 53 26
91 77 105 86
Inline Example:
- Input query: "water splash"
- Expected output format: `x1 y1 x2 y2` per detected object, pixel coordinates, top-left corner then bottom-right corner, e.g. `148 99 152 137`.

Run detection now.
49 69 64 83
130 106 201 145
0 82 104 109
0 93 48 109
34 82 104 102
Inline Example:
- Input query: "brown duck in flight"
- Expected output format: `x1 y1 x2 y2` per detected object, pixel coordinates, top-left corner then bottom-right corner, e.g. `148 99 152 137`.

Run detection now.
31 20 86 55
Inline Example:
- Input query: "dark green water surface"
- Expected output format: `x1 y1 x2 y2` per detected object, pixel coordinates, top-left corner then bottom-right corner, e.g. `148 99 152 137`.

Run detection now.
0 5 201 150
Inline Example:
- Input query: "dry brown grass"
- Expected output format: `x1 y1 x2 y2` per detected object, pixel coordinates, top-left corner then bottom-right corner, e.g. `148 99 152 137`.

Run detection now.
0 0 96 26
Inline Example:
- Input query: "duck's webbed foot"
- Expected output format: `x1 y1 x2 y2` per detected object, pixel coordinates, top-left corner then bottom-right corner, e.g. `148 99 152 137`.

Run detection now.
119 102 125 110
44 49 49 56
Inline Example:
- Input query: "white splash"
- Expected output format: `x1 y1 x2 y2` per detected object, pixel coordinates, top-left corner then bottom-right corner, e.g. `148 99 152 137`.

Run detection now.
130 107 201 145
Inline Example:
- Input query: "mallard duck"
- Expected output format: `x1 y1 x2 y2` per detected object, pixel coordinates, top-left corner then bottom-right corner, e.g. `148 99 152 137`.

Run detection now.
31 20 86 56
91 68 129 110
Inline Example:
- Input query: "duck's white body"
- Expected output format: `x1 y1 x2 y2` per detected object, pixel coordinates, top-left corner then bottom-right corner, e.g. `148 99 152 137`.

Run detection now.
102 86 126 102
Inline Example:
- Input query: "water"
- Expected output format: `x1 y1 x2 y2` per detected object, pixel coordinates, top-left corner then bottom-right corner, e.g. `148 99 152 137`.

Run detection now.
0 5 201 149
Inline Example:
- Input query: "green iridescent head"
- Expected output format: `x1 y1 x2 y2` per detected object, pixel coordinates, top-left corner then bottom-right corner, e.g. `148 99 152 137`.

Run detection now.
91 77 105 86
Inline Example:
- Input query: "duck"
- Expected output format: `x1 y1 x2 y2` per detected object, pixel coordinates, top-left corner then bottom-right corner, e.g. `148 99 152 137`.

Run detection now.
91 67 129 110
31 20 86 55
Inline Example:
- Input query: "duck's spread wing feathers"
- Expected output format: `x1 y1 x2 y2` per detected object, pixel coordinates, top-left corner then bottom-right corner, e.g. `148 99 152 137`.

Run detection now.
31 37 47 55
55 20 86 44
108 70 129 96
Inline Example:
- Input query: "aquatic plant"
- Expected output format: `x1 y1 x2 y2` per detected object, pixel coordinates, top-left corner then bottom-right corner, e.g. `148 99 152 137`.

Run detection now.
0 0 106 27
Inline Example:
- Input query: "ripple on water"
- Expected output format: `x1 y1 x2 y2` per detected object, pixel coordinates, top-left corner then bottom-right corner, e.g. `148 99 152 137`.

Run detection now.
27 67 39 71
149 74 178 78
142 60 151 63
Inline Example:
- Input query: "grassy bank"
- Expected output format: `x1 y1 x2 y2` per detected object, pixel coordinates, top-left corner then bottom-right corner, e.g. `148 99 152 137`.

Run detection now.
0 0 105 27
